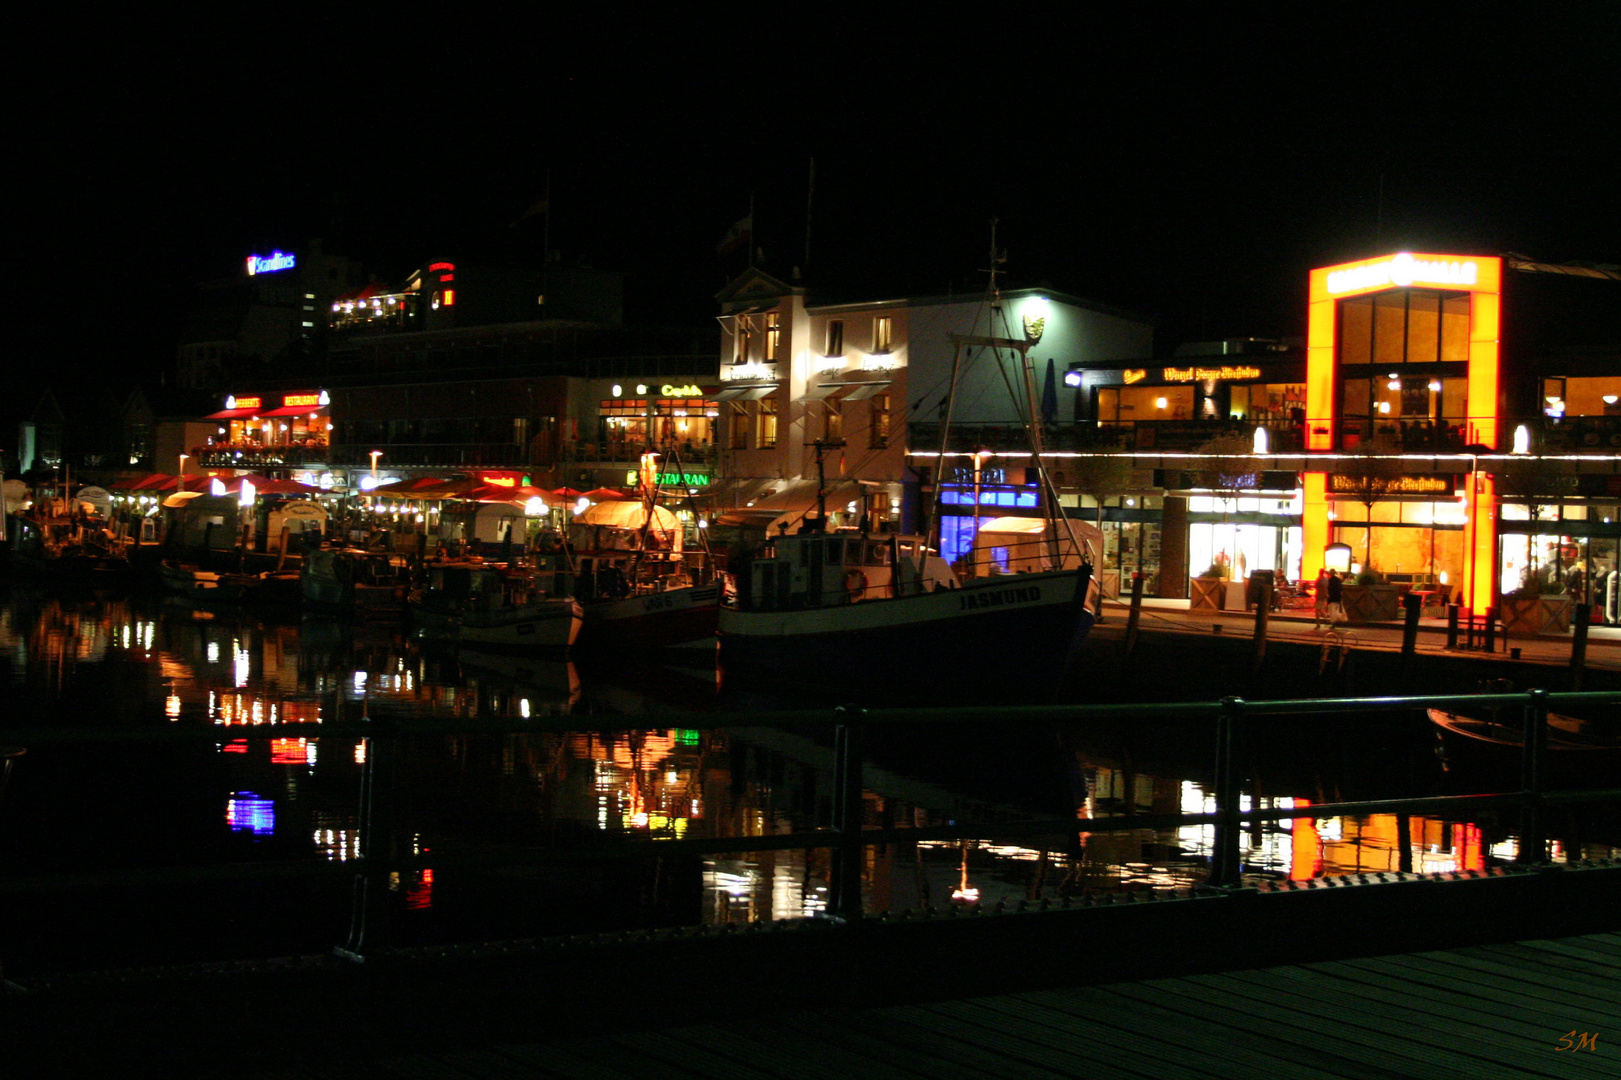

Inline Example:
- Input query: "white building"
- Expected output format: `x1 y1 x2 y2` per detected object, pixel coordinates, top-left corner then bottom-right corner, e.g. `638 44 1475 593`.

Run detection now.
712 268 1152 545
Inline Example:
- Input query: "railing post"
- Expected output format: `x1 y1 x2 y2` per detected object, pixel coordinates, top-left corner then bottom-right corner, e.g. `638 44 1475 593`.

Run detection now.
1519 689 1549 866
830 708 866 922
1484 607 1497 654
1209 697 1245 888
337 718 396 961
1250 583 1271 673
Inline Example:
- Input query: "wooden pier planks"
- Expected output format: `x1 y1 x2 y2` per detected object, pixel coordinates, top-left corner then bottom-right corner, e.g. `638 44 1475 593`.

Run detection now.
258 932 1619 1079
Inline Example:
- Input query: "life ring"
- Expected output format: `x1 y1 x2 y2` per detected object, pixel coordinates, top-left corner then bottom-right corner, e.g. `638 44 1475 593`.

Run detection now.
844 569 867 602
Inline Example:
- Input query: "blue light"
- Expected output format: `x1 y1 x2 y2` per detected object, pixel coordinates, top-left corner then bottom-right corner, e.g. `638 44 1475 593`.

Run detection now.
246 251 297 276
226 792 276 837
1063 370 1083 387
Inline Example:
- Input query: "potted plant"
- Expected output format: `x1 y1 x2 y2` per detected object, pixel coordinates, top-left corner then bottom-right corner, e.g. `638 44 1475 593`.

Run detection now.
1190 557 1230 612
1341 567 1400 623
1500 571 1573 637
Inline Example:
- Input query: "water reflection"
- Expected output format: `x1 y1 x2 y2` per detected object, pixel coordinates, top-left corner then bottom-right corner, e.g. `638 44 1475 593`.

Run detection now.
0 583 1615 972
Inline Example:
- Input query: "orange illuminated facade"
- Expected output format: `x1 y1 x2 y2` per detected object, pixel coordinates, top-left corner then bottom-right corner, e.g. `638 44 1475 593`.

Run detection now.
1302 253 1502 612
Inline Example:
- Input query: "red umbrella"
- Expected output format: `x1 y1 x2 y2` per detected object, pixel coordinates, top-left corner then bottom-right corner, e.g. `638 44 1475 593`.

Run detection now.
581 487 634 501
551 487 583 499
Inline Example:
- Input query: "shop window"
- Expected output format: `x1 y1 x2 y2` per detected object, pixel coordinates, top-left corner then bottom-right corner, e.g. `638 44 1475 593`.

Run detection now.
758 397 778 448
872 393 891 448
824 399 844 443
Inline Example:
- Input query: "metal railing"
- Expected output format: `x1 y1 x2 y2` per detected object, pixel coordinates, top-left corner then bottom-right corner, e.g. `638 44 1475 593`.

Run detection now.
1 689 1616 962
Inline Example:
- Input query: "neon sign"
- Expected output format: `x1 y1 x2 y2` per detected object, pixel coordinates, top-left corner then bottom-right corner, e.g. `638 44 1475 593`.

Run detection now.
1122 369 1148 385
428 262 455 272
1162 365 1261 383
225 395 263 411
282 392 323 408
1325 253 1479 296
661 384 704 397
246 251 296 276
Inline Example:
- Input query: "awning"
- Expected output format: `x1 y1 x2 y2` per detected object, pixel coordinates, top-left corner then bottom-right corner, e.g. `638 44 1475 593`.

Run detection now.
713 385 777 401
259 404 328 417
204 408 263 420
841 381 892 401
802 384 845 400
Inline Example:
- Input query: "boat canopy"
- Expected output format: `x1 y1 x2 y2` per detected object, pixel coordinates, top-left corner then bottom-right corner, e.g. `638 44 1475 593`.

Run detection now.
576 502 678 530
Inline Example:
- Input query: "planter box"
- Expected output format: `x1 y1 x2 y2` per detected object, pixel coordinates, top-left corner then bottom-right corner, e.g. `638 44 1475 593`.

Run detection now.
1501 593 1572 637
1342 582 1400 623
1189 575 1228 612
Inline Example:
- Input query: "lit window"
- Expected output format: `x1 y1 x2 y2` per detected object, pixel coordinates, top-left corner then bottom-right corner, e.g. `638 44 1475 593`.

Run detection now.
825 320 844 357
758 397 778 448
873 316 892 353
765 312 781 360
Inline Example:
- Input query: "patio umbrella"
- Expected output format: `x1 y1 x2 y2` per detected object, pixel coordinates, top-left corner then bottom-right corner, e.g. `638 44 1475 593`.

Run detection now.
474 484 561 505
581 487 634 501
550 487 583 499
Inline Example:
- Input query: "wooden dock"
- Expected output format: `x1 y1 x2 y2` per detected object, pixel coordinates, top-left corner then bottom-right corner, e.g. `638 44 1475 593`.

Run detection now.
248 931 1617 1078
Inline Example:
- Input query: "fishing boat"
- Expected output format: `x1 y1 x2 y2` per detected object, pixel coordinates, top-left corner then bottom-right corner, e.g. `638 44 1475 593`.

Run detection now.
568 492 722 654
719 527 1094 692
300 546 411 618
411 559 582 651
2 514 133 584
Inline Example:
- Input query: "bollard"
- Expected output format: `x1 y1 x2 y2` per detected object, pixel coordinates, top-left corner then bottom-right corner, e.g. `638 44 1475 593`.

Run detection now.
1124 572 1145 660
1251 583 1271 673
1446 603 1460 649
1484 607 1497 654
1400 593 1421 667
1570 603 1590 692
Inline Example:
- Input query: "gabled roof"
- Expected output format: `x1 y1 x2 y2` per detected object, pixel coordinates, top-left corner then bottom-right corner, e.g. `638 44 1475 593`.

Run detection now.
715 268 803 310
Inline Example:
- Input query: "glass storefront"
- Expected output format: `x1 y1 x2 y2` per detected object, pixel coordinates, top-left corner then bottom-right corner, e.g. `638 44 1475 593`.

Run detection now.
1328 496 1468 594
1187 494 1302 583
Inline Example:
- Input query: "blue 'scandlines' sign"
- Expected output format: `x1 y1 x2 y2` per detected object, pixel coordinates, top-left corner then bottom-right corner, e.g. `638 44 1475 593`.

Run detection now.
246 251 297 276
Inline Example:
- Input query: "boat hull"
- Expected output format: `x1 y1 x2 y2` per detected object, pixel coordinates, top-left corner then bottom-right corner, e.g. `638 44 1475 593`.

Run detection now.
719 568 1093 695
418 599 583 651
579 580 722 653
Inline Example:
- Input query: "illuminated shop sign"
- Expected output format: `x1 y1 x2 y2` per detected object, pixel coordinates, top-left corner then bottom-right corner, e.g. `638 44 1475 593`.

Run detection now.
1162 365 1261 383
246 251 297 276
1328 473 1456 497
1122 369 1148 385
225 395 263 411
428 262 455 272
625 470 709 488
1324 253 1479 296
661 384 704 397
282 391 328 408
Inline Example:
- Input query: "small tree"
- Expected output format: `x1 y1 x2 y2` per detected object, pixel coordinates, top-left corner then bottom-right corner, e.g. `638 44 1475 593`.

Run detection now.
1061 453 1138 565
1494 454 1575 592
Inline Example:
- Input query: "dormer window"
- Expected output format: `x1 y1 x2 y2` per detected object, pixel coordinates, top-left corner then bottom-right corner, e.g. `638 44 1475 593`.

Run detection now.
765 312 781 360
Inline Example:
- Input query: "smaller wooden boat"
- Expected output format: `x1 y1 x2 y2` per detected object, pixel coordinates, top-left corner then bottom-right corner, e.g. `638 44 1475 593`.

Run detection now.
412 559 582 651
1427 707 1621 752
158 560 301 606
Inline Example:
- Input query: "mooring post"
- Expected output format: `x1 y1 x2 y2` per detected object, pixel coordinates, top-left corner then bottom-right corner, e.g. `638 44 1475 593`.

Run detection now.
1209 697 1245 888
1124 572 1145 660
1400 593 1421 674
1446 603 1459 649
1484 608 1497 654
830 708 866 921
1519 689 1549 865
1250 583 1270 673
1570 603 1590 692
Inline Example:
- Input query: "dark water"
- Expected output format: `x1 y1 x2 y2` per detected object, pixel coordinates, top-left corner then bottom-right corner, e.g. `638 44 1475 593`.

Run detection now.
0 579 1614 978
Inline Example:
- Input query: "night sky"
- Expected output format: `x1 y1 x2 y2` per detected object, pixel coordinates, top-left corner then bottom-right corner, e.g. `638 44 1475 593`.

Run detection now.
12 10 1618 430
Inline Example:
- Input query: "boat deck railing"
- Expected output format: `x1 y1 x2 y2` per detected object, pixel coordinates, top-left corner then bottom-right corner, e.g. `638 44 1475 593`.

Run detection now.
1 689 1616 969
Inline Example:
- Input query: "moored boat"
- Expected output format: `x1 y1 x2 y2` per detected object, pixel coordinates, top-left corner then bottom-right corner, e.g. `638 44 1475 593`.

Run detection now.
1427 707 1620 752
300 546 411 618
568 498 721 653
719 528 1095 695
158 559 301 605
412 559 582 651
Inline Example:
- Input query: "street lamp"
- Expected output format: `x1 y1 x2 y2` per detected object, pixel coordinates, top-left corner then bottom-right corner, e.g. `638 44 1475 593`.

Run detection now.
369 450 382 487
178 453 189 487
